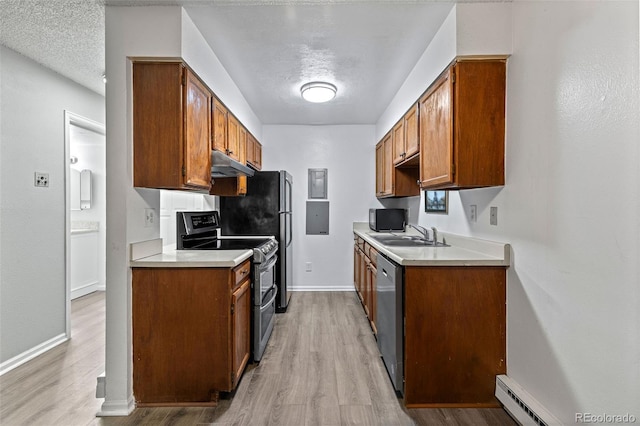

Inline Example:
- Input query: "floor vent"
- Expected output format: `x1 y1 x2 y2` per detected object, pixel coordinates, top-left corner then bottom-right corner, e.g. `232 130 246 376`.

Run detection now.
495 375 561 426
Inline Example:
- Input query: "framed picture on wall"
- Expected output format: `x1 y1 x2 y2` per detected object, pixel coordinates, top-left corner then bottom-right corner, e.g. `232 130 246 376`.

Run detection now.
425 190 448 214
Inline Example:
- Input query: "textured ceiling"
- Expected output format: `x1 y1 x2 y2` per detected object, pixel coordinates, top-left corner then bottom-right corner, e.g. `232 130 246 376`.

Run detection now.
0 0 106 95
0 1 500 124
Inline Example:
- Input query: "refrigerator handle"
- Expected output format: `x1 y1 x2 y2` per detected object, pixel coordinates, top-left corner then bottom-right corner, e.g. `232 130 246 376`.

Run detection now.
287 213 292 248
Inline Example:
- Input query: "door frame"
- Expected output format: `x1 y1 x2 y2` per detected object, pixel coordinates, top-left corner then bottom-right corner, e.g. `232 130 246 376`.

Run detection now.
64 110 106 337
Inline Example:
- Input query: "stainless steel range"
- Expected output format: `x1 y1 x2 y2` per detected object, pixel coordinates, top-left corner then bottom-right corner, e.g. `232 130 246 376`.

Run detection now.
176 210 278 362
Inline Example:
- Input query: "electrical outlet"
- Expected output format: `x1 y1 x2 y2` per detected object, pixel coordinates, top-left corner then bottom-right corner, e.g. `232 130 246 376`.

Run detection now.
490 206 498 226
470 205 477 223
34 172 49 187
305 262 312 272
144 208 156 227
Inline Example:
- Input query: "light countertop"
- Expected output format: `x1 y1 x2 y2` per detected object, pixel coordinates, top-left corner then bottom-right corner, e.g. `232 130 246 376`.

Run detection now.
353 222 510 267
129 239 252 268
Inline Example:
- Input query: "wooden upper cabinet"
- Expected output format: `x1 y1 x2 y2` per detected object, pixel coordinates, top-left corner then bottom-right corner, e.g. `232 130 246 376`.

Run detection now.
419 59 506 190
392 120 405 165
184 70 212 188
419 68 453 188
376 131 419 198
212 98 228 153
227 114 241 162
246 133 262 171
254 141 262 170
133 61 212 191
393 103 419 166
404 104 420 160
238 125 247 165
375 141 384 197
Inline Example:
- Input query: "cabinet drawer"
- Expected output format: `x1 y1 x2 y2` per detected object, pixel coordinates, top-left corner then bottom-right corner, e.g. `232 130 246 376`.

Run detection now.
233 260 251 287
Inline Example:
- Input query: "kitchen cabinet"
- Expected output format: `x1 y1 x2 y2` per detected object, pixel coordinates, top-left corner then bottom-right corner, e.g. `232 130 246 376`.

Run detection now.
393 103 420 166
209 175 247 196
404 265 506 407
212 98 247 165
418 59 506 190
246 133 262 171
227 114 245 163
132 260 251 406
375 132 419 198
212 97 228 154
133 61 211 191
352 235 377 334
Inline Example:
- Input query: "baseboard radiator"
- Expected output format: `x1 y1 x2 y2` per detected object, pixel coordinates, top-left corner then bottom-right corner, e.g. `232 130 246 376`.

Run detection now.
496 375 561 426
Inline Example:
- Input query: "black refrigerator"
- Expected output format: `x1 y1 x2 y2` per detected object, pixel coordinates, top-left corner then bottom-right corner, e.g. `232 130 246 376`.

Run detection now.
219 171 292 312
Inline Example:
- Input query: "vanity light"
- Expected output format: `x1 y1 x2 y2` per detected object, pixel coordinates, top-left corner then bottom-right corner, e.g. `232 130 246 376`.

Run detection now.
300 82 337 103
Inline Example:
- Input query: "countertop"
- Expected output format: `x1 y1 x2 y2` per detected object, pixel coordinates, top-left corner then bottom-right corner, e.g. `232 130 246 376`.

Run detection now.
129 238 253 268
353 222 510 267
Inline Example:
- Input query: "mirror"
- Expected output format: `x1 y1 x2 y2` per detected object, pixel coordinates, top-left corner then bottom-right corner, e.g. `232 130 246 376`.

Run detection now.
71 169 92 210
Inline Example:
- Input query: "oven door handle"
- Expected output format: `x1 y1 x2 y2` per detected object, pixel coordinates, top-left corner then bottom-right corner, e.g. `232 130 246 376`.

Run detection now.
260 286 278 312
259 255 278 272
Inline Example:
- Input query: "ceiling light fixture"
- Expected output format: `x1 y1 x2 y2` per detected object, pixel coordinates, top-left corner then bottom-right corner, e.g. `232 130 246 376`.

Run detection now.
300 82 337 103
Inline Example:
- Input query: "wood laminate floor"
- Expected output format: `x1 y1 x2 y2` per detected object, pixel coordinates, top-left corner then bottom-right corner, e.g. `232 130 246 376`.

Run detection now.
0 291 516 426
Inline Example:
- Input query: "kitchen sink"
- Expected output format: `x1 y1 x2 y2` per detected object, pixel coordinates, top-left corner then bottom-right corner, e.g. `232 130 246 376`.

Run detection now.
370 234 449 247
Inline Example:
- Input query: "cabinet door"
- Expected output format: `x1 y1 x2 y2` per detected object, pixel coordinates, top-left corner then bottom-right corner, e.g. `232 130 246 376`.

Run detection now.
369 263 377 334
231 279 251 388
183 69 212 189
404 104 419 159
419 68 454 189
392 120 405 165
212 98 228 153
254 141 262 170
227 115 240 161
375 142 384 197
238 125 247 164
246 133 255 166
382 133 394 195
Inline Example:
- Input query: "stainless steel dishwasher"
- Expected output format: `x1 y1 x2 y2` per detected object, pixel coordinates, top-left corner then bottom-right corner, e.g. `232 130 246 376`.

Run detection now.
376 252 404 395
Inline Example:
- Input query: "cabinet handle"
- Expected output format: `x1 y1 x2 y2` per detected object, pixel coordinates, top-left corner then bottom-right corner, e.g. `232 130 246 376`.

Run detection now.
416 179 422 186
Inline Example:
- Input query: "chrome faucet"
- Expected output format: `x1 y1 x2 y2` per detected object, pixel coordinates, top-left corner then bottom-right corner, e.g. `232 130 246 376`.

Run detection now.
408 224 439 244
408 224 430 241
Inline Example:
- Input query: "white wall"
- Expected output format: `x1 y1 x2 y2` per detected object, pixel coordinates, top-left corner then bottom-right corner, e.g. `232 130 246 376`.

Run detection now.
0 46 105 366
104 6 261 414
263 125 377 290
392 1 639 422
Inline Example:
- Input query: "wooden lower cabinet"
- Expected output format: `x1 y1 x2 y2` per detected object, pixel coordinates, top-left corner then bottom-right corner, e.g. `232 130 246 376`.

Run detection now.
132 261 251 406
404 266 506 407
353 235 377 334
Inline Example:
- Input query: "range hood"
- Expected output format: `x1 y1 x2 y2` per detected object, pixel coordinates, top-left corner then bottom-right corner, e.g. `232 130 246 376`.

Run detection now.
210 150 255 178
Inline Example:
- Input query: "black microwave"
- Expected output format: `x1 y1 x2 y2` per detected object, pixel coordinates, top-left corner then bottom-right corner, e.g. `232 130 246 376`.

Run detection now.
369 208 407 232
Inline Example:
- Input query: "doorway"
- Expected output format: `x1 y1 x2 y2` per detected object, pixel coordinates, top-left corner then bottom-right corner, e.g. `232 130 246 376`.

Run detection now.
64 111 106 336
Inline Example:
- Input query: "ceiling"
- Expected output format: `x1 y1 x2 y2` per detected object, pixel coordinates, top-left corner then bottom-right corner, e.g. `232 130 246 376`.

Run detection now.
0 0 487 125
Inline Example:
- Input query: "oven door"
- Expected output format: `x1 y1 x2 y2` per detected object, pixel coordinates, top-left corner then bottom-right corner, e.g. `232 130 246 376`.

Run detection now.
254 284 277 362
253 255 278 361
256 255 277 304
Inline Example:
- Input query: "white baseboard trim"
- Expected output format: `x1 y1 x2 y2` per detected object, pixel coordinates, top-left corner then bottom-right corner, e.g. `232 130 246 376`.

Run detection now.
97 395 135 417
0 333 68 376
71 281 99 300
291 286 354 292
